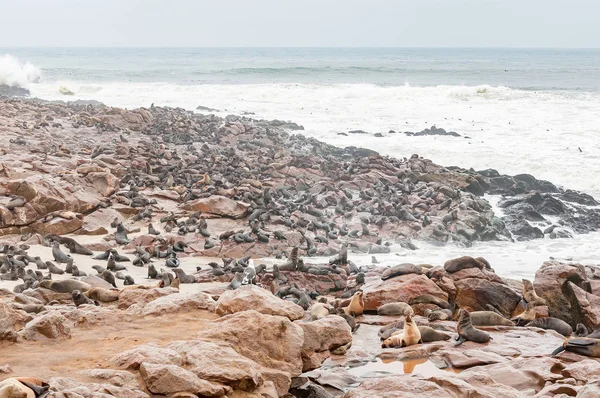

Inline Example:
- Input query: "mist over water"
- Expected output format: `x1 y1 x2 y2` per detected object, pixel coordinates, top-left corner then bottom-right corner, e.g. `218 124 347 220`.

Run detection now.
3 47 600 278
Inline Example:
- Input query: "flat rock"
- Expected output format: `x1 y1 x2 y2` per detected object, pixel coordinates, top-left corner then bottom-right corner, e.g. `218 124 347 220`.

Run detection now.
216 285 304 320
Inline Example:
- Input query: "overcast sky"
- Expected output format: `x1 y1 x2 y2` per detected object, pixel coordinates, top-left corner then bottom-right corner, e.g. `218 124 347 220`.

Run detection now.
1 0 598 48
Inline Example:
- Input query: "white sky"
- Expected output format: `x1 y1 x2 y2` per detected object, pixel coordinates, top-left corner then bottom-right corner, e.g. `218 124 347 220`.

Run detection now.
1 0 598 47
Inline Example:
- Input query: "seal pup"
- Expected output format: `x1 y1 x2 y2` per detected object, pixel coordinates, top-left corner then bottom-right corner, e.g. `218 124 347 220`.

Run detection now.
336 309 360 332
241 262 257 285
228 272 243 290
71 265 86 277
52 242 71 263
408 294 450 309
469 311 514 327
456 309 491 345
148 264 158 279
552 337 600 358
123 275 135 285
521 279 546 306
65 257 74 274
107 254 127 271
381 263 422 280
343 291 364 317
34 256 47 269
72 290 99 307
148 224 161 235
377 302 413 316
526 317 573 337
115 223 130 245
575 324 589 337
46 261 65 275
381 314 422 348
387 326 451 343
511 303 537 326
165 253 180 268
99 270 117 288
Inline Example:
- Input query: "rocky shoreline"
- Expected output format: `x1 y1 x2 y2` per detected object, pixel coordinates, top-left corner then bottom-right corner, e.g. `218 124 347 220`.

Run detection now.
1 97 600 397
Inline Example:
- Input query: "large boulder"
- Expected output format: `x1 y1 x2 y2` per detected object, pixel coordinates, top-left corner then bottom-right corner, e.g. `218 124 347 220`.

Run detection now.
30 215 83 235
197 310 304 375
216 285 304 320
134 291 216 316
342 375 456 398
0 203 38 228
564 282 600 330
18 311 71 341
49 376 149 398
361 274 447 311
0 302 28 340
139 363 230 397
117 287 178 310
454 278 521 317
168 339 263 391
296 315 352 371
85 171 120 197
181 195 249 219
534 261 591 326
0 378 36 398
110 344 183 370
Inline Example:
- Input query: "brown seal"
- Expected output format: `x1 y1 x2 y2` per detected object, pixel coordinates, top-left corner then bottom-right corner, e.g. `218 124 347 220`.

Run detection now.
469 311 514 327
511 303 537 325
425 308 453 321
456 309 491 345
72 290 98 307
552 337 600 358
85 287 119 302
416 326 451 342
38 279 91 293
377 302 413 316
526 317 573 337
310 303 334 320
522 279 546 306
343 291 364 316
444 256 486 273
408 294 450 309
381 314 422 348
381 263 422 280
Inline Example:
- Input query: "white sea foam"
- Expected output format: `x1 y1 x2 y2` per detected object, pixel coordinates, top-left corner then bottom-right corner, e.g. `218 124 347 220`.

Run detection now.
0 54 41 88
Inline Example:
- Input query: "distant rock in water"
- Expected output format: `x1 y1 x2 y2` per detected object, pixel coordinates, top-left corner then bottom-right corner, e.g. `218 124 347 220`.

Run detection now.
264 119 304 130
404 126 461 137
0 84 30 98
348 129 369 134
196 105 220 113
59 86 75 96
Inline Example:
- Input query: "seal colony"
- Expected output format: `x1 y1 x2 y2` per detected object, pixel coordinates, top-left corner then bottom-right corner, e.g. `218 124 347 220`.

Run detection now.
2 98 600 396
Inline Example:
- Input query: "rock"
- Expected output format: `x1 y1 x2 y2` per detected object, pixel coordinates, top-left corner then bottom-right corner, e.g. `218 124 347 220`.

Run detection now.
86 171 120 197
0 364 11 374
564 281 600 331
562 359 600 383
296 315 352 371
137 291 216 316
31 215 84 235
23 288 72 305
18 311 71 340
454 278 521 316
197 310 304 375
139 363 230 397
117 287 178 310
0 378 35 398
216 285 304 320
61 305 120 328
534 261 591 326
342 375 456 398
361 274 447 311
181 195 249 219
0 84 30 97
77 369 140 389
0 302 28 340
110 344 184 370
168 339 262 391
48 376 149 398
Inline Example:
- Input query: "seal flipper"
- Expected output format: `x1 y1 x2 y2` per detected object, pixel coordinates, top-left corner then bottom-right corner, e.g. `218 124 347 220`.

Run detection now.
20 381 49 398
454 336 466 346
551 345 566 357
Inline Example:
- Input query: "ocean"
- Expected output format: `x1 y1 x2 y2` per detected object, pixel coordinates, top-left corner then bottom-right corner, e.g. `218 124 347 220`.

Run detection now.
1 47 600 278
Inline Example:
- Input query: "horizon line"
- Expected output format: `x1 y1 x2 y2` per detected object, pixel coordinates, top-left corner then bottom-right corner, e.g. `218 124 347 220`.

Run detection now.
1 46 600 50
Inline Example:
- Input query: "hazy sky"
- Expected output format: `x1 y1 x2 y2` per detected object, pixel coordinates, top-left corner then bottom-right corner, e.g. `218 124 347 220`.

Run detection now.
1 0 598 47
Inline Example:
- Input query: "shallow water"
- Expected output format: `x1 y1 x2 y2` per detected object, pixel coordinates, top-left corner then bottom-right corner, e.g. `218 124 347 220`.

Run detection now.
346 357 458 378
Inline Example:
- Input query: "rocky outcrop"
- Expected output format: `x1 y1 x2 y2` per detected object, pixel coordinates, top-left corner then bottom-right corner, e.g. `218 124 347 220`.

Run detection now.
215 285 304 320
18 311 71 341
117 287 178 310
181 196 249 219
110 345 184 370
135 291 216 316
296 315 352 371
139 363 230 397
362 274 447 311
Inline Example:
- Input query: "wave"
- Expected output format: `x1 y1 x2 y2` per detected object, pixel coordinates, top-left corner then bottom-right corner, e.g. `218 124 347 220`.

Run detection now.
0 54 42 88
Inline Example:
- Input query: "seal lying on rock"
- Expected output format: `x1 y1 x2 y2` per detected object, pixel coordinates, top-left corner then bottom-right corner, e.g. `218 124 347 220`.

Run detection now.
469 311 514 327
425 308 453 321
377 302 413 316
552 337 600 358
72 290 99 307
444 256 486 273
310 303 335 320
381 263 422 280
408 294 450 309
456 309 491 345
39 279 91 293
381 314 422 348
85 287 119 302
526 317 573 337
511 303 537 326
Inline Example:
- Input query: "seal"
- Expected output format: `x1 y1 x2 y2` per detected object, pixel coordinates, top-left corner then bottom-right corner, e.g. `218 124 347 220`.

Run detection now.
72 289 98 307
148 264 158 279
39 279 91 293
470 311 515 327
47 235 93 256
115 222 130 245
172 268 196 283
343 291 364 317
85 287 119 302
552 337 600 358
377 302 413 316
51 241 71 263
511 303 537 326
526 317 573 337
381 263 422 280
381 314 422 348
391 326 451 343
408 294 450 309
522 279 546 306
228 272 243 290
170 277 181 289
107 254 127 271
425 308 453 321
99 270 117 288
378 321 404 340
456 309 491 345
46 261 65 275
444 256 486 273
310 303 335 320
575 323 589 337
